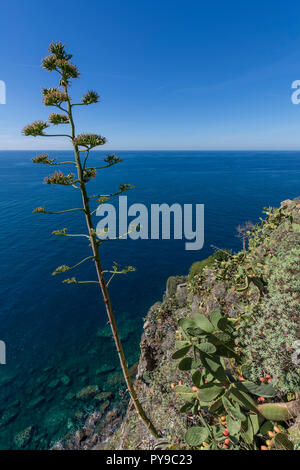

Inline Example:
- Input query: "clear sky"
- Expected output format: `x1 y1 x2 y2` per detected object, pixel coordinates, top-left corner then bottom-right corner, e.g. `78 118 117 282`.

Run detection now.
1 0 300 150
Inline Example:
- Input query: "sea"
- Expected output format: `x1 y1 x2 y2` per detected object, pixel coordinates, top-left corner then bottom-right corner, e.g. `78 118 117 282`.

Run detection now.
0 150 299 449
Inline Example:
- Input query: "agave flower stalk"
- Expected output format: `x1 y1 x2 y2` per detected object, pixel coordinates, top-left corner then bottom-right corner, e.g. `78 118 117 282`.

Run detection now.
24 41 160 439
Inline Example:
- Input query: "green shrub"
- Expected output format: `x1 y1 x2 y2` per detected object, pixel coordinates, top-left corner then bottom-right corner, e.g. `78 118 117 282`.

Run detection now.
189 257 215 279
189 250 231 279
237 224 300 394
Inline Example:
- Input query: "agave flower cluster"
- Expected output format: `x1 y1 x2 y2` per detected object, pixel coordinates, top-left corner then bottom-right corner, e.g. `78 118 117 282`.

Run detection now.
104 154 122 165
32 207 46 213
82 169 97 182
43 88 68 106
42 41 79 83
23 120 49 137
73 133 106 149
48 113 69 125
32 154 56 164
63 277 77 284
44 171 75 186
52 265 71 276
119 184 135 192
82 90 99 105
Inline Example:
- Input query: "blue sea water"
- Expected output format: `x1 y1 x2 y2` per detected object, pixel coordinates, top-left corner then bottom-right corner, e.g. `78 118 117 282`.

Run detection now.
0 150 299 449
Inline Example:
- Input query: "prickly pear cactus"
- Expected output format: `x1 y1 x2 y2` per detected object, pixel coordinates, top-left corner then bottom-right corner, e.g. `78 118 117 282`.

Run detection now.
184 427 209 447
242 381 276 397
258 404 289 421
274 432 294 450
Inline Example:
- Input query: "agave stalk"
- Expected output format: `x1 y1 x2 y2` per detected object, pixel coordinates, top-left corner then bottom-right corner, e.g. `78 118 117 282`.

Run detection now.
24 42 160 439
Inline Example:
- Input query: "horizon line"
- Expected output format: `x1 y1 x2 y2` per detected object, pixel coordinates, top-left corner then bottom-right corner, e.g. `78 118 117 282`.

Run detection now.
1 148 300 152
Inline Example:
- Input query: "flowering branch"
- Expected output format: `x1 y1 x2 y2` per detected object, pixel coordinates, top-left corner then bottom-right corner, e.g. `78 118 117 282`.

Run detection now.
33 207 83 215
52 228 89 239
24 41 160 440
52 256 94 276
32 153 76 166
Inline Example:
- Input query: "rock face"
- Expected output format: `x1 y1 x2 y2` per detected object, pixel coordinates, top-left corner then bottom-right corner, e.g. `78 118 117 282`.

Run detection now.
175 283 188 307
75 428 88 446
166 276 187 297
108 278 189 450
55 408 122 450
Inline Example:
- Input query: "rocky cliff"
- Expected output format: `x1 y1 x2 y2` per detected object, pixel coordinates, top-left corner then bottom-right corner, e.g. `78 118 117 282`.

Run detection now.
57 198 300 450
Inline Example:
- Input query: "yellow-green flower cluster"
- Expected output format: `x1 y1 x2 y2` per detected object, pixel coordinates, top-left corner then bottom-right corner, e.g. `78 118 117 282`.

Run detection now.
43 88 68 106
32 153 56 164
22 121 49 137
49 113 69 125
44 171 75 186
73 133 106 149
82 90 99 105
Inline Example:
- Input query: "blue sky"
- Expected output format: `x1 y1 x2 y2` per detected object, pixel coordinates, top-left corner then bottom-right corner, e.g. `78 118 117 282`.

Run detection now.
1 0 300 150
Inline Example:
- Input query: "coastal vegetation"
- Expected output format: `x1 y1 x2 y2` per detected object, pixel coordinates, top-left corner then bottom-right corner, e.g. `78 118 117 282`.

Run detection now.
107 198 300 451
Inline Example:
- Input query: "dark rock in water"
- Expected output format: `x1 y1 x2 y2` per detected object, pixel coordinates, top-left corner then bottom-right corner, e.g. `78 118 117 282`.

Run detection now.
65 392 75 401
99 400 110 414
60 374 71 386
28 396 46 409
95 364 116 375
36 373 51 387
85 411 102 429
10 400 21 408
14 426 34 448
0 373 17 387
48 378 60 389
96 318 137 342
79 375 89 385
0 409 19 427
77 367 88 376
107 371 123 387
94 391 113 402
76 385 99 400
88 348 98 356
44 409 66 434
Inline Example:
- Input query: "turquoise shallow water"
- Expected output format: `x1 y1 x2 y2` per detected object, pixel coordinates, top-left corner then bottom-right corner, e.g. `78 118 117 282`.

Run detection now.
0 150 300 449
